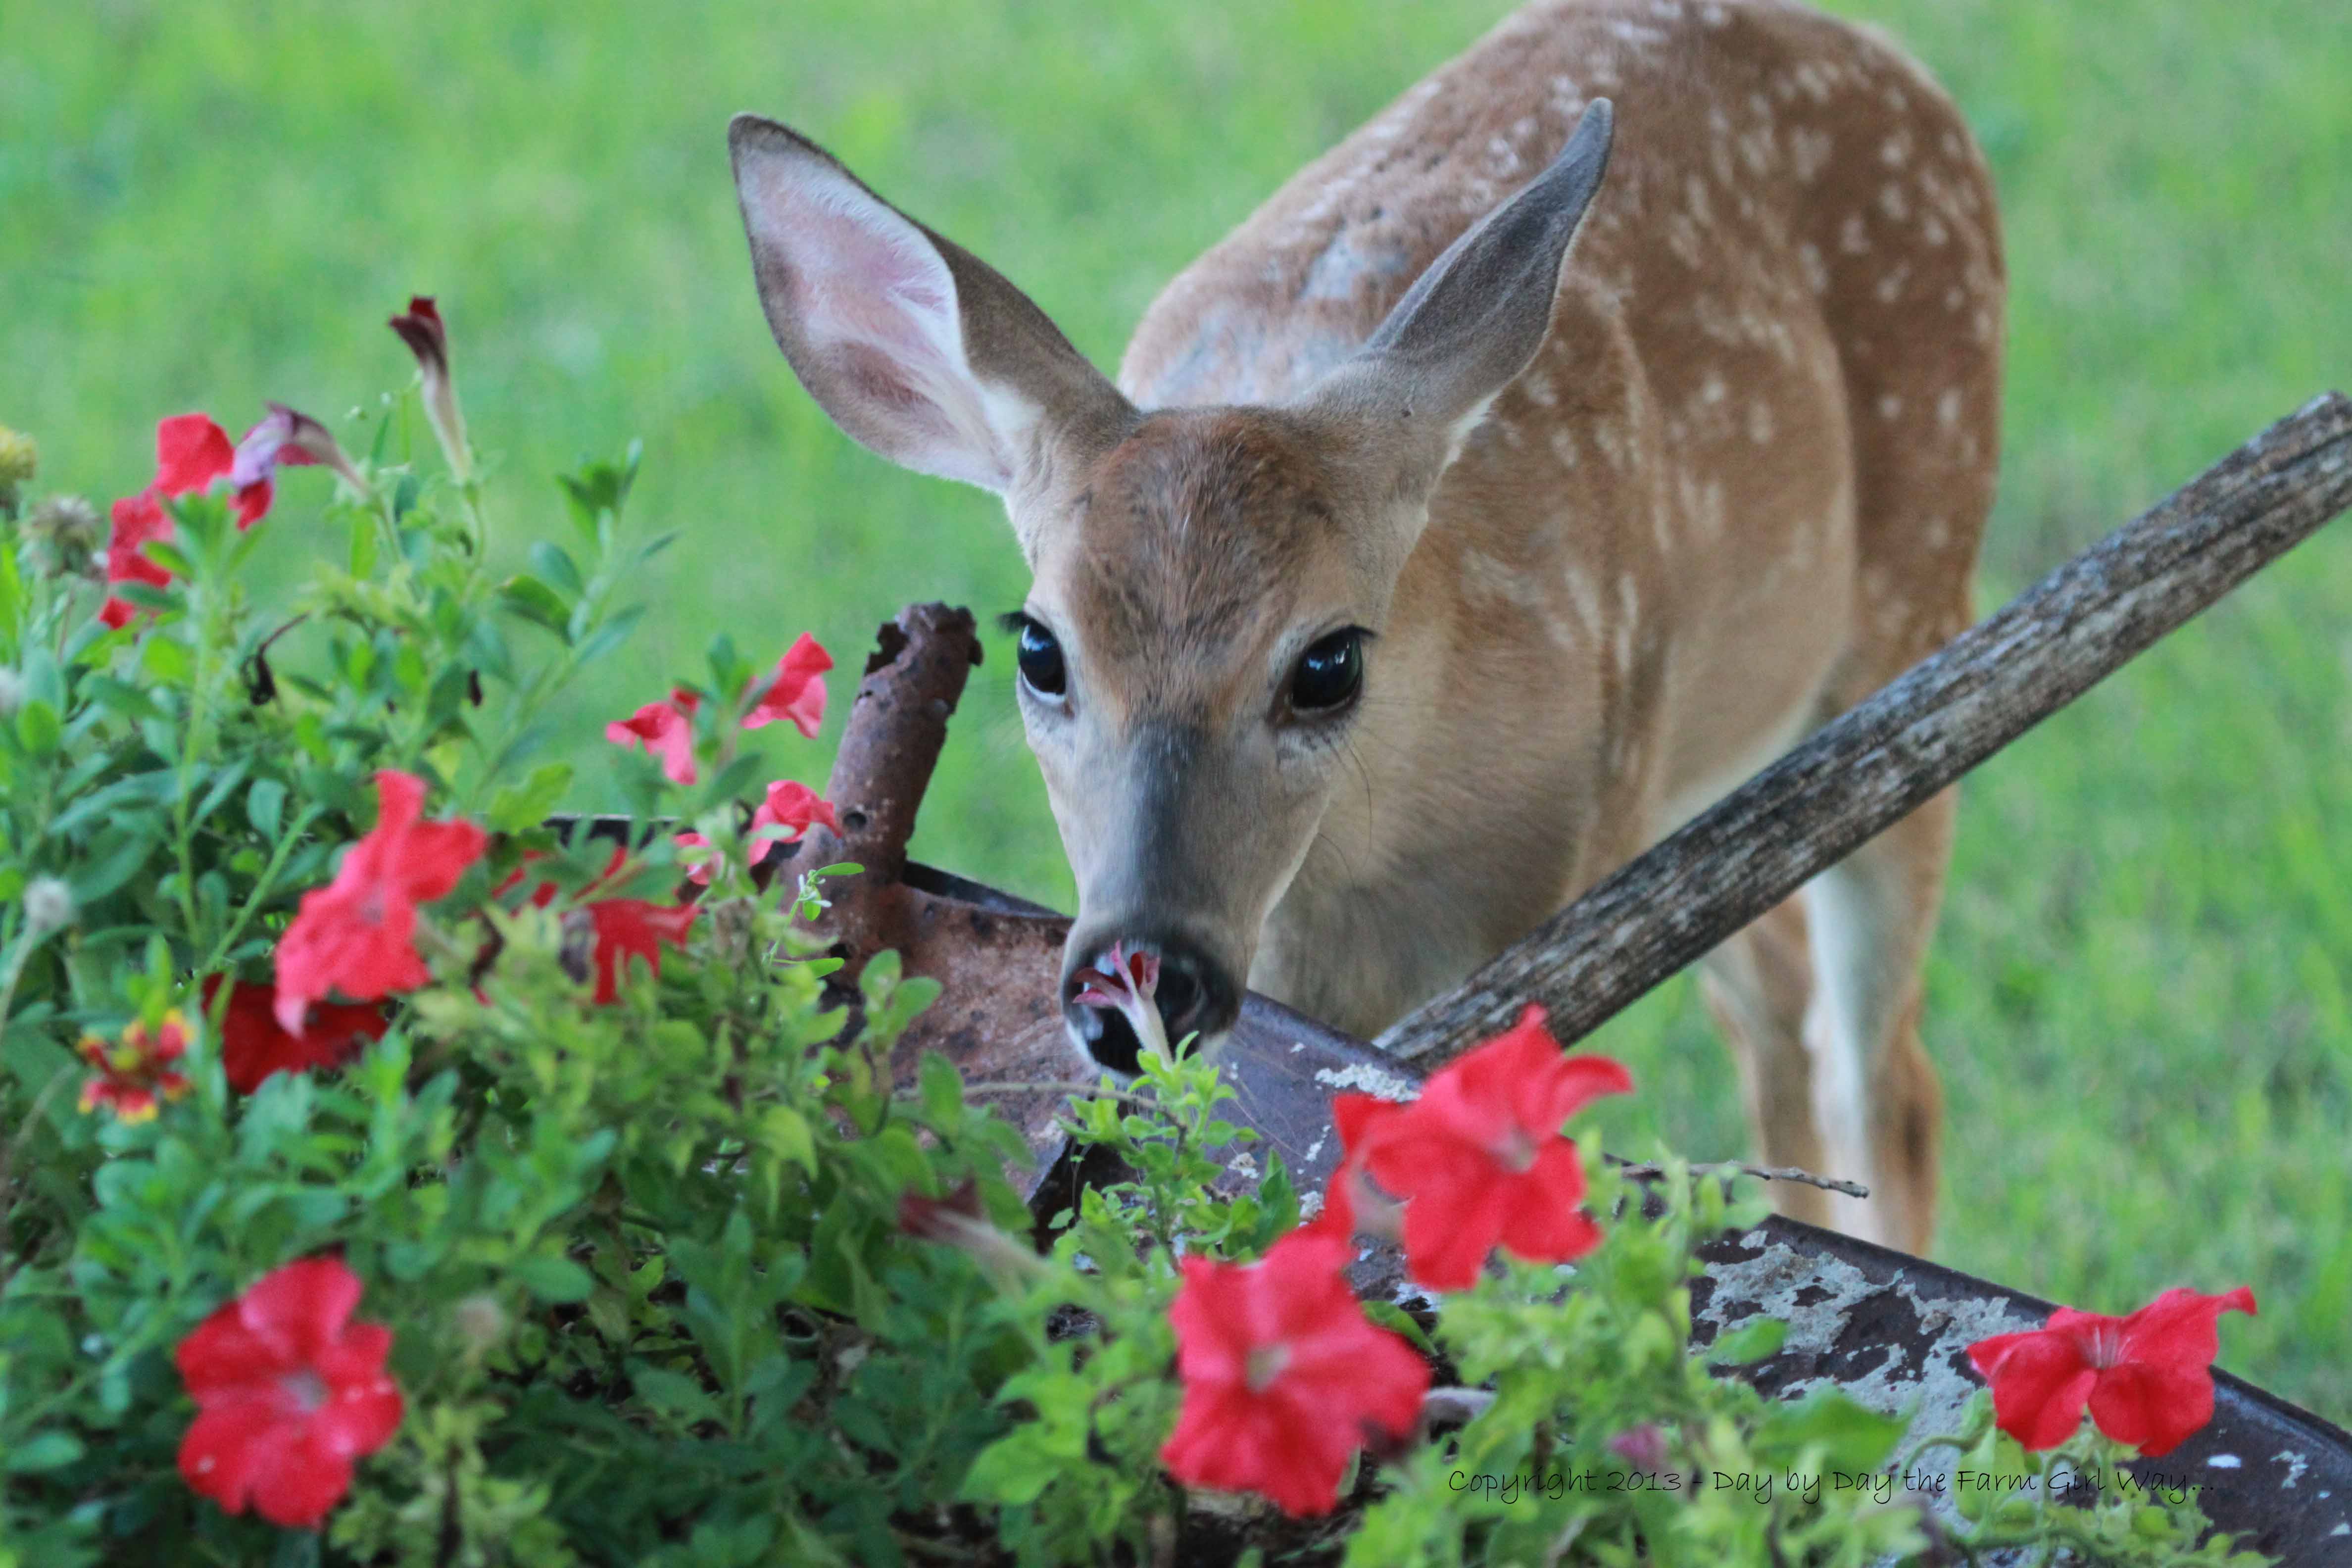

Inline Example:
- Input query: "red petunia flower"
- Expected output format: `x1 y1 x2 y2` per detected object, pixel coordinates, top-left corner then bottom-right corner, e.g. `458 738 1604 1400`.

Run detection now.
76 1011 194 1122
100 491 177 630
153 412 275 528
499 848 697 1003
99 413 276 627
742 633 833 737
1966 1286 2257 1457
272 771 487 1034
605 688 700 784
1162 1225 1428 1517
749 779 840 845
204 976 390 1094
176 1256 404 1529
1328 1004 1631 1291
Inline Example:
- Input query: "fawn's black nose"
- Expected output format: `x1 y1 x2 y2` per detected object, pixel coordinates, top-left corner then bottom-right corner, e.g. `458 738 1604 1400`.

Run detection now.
1060 935 1240 1074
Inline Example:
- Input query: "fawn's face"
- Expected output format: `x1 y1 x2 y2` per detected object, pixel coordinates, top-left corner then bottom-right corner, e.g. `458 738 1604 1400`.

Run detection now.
729 102 1610 1066
1002 407 1426 1065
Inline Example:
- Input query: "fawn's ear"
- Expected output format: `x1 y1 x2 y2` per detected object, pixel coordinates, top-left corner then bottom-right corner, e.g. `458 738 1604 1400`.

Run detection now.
730 115 1134 498
1301 99 1615 482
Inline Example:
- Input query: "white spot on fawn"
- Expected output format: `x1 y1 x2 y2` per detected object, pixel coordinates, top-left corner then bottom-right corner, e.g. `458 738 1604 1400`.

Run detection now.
1790 127 1833 183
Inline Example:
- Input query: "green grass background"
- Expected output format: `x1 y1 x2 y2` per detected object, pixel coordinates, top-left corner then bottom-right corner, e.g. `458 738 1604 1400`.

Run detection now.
6 1 2348 1420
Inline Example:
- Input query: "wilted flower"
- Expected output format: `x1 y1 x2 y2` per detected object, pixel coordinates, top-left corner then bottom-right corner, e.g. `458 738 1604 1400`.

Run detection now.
176 1256 404 1528
605 688 701 784
272 770 488 1032
1162 1225 1428 1517
232 402 371 499
452 1293 507 1355
21 875 75 939
388 295 472 482
1329 1004 1631 1291
742 632 833 737
1967 1286 2256 1456
23 494 105 579
1069 942 1169 1064
77 1011 194 1122
0 424 35 516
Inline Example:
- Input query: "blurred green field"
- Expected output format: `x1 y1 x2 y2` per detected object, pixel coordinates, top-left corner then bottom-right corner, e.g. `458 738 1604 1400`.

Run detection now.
6 0 2349 1421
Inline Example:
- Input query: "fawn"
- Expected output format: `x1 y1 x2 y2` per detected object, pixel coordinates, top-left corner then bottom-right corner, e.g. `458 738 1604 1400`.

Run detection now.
729 0 2003 1252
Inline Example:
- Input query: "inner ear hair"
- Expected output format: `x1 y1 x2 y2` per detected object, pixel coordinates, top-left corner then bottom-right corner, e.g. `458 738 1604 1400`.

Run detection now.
729 114 1134 500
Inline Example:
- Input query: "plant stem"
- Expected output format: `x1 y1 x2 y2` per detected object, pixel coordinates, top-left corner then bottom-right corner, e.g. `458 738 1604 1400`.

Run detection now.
195 802 325 976
1616 1159 1870 1200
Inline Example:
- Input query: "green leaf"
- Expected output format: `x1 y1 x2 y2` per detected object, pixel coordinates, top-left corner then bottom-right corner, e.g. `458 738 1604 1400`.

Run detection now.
628 1363 724 1429
959 1429 1060 1507
756 1106 818 1176
571 603 644 669
498 575 572 639
14 698 60 756
246 778 288 841
513 1253 595 1304
1706 1316 1789 1365
487 762 573 833
141 635 196 685
2 1431 84 1474
918 1051 963 1125
69 829 159 905
526 540 585 600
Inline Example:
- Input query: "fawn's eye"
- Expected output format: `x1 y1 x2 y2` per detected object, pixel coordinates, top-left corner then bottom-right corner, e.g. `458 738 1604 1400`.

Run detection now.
1288 628 1365 715
1014 617 1067 698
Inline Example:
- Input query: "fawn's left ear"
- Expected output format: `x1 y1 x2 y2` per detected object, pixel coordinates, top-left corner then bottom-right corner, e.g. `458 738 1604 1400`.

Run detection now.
1298 99 1615 493
729 114 1134 504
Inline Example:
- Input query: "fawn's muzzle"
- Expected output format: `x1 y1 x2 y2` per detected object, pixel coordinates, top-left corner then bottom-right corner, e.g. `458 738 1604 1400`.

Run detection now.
1060 933 1239 1074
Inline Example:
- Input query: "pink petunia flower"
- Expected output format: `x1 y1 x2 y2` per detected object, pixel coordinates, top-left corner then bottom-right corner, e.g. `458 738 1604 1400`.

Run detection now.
742 632 833 737
605 688 701 785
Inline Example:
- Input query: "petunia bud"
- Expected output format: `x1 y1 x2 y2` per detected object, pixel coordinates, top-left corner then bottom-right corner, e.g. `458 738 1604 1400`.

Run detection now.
0 425 34 518
23 495 105 579
388 296 473 482
22 876 75 939
1608 1421 1670 1472
233 402 372 500
898 1178 1042 1287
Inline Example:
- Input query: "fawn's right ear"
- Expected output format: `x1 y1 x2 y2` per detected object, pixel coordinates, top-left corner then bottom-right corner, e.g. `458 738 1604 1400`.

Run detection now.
729 116 1134 501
